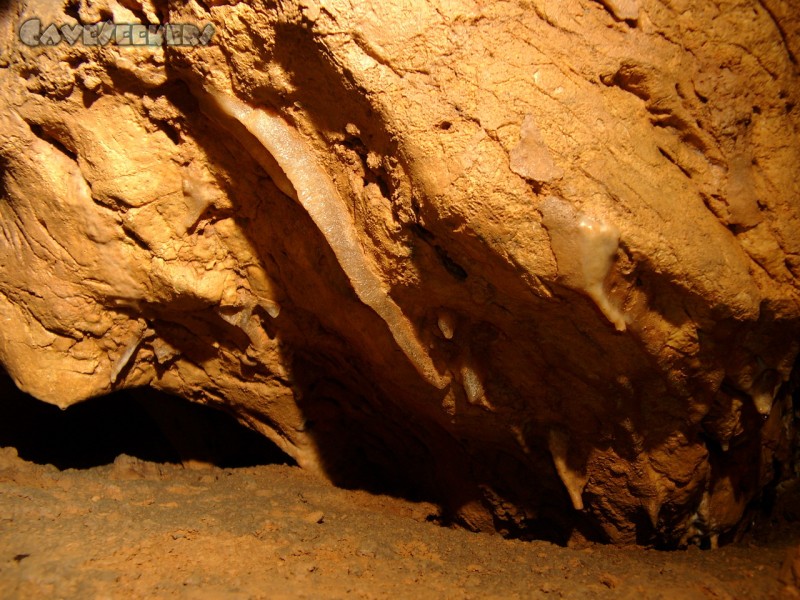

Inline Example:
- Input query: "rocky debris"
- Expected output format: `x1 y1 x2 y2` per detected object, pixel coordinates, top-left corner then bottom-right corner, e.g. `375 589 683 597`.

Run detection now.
0 0 798 545
109 455 164 482
1 450 794 598
782 545 800 589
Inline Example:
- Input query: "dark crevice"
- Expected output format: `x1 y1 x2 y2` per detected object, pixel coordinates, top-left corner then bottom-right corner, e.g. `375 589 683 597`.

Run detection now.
435 244 469 280
410 224 468 280
0 369 292 470
27 123 78 162
158 121 182 146
657 146 692 179
756 0 798 65
121 221 154 252
0 156 7 201
97 7 114 22
64 0 81 22
600 64 651 102
82 86 102 109
410 223 435 242
650 114 708 153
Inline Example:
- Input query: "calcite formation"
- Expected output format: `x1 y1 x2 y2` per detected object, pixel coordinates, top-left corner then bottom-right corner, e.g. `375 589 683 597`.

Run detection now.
0 0 798 546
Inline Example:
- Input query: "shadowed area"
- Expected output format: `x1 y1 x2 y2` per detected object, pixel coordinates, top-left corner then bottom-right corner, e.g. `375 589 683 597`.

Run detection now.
0 369 292 470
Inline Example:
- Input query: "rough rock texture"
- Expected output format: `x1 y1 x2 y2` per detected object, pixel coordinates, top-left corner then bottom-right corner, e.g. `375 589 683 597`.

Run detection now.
1 446 798 599
782 545 800 588
0 0 798 546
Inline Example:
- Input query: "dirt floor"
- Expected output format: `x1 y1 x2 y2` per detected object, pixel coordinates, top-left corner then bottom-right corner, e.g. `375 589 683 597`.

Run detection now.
0 443 798 600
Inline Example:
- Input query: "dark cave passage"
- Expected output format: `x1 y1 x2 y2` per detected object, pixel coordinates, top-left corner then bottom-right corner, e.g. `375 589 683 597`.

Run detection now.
0 369 292 470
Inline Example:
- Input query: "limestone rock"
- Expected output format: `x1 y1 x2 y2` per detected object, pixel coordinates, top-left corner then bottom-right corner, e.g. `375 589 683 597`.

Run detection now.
0 0 798 545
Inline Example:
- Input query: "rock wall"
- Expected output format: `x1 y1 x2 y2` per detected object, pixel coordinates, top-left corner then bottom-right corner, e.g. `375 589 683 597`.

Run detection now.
0 0 798 545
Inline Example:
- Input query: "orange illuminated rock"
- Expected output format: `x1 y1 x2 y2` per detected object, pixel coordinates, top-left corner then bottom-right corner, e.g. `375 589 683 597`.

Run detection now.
0 0 797 545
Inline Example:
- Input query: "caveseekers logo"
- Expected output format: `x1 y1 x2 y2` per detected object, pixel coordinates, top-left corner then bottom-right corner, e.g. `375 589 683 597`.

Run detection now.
19 18 215 47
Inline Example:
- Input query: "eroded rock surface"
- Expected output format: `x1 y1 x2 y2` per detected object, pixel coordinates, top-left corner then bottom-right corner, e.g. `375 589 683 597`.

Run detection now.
0 0 798 545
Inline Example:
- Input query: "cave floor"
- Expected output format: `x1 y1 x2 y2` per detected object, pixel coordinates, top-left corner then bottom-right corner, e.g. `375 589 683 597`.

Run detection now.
0 447 796 600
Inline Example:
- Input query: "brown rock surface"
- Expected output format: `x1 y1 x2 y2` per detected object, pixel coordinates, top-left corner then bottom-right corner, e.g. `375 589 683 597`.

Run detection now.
1 445 797 599
0 0 798 545
781 545 800 589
